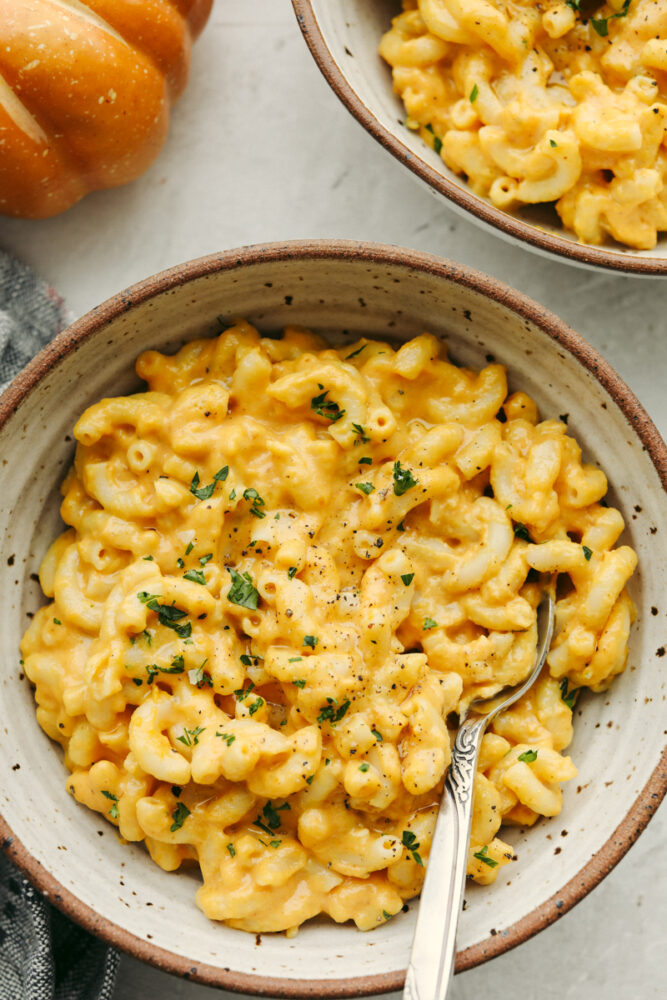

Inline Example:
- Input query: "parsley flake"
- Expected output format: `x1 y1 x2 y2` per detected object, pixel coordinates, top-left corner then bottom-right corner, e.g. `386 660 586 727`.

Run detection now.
248 697 264 716
303 634 318 648
190 466 229 501
217 732 236 745
359 763 370 773
401 573 414 586
176 725 205 747
288 566 298 579
582 545 593 561
170 801 191 832
355 482 375 495
345 344 366 360
371 728 383 742
227 842 236 857
183 568 206 585
423 617 438 630
352 422 370 444
311 390 345 422
226 567 259 609
402 830 423 866
518 749 538 763
292 679 306 688
137 592 192 638
317 697 350 724
591 0 631 36
513 523 533 543
470 83 479 103
393 461 418 496
473 845 498 868
199 553 213 566
560 677 578 710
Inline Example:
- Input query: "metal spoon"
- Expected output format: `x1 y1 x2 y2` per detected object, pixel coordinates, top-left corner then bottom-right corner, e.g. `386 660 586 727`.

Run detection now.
403 593 555 1000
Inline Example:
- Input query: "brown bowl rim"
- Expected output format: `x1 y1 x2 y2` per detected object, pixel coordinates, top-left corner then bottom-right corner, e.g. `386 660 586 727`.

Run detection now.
291 0 667 276
0 240 665 996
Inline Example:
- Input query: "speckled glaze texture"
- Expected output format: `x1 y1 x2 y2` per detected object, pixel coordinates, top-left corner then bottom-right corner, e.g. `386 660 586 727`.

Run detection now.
292 1 667 276
0 242 665 997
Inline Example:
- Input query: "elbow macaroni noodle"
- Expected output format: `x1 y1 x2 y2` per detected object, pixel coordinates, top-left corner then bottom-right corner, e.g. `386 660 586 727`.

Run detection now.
21 322 637 933
380 0 667 249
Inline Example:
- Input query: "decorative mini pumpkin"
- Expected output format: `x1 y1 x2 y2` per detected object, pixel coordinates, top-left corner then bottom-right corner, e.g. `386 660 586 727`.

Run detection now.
0 0 213 218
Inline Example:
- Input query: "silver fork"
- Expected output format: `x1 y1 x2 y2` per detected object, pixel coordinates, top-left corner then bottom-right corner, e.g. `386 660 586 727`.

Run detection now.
403 593 555 1000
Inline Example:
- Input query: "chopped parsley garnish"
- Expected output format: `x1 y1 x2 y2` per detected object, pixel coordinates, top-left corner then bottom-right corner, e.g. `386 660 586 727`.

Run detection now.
185 541 195 556
145 656 186 684
171 786 181 798
226 567 259 609
513 523 533 543
402 830 423 866
176 557 185 569
243 486 266 518
425 123 443 155
518 749 538 763
288 566 298 580
101 790 119 819
248 697 264 716
317 697 351 724
352 422 370 444
355 482 375 495
229 488 236 500
310 390 345 422
269 840 282 849
143 555 153 561
393 461 418 496
183 568 206 585
217 732 236 745
303 634 318 648
470 83 479 103
396 520 406 532
262 801 283 830
53 618 62 625
358 456 372 465
345 344 366 360
473 845 498 868
240 654 253 666
292 679 306 688
423 617 438 630
132 678 143 687
234 682 256 701
582 545 593 561
188 661 212 688
371 729 383 742
288 656 303 663
227 842 236 857
170 801 191 832
190 466 228 501
199 553 213 566
382 910 393 921
401 573 414 586
591 0 631 36
550 139 557 148
359 763 370 773
560 677 578 710
137 592 192 638
176 725 205 747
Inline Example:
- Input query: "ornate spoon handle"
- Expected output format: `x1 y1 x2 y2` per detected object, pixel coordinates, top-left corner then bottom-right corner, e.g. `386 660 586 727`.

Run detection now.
403 715 487 1000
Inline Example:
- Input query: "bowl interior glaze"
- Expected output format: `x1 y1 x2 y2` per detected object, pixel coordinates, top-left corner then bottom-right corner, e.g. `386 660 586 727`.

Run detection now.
0 243 665 996
293 0 667 275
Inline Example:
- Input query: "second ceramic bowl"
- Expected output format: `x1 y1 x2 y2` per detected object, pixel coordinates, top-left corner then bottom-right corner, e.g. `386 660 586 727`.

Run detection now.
293 0 667 275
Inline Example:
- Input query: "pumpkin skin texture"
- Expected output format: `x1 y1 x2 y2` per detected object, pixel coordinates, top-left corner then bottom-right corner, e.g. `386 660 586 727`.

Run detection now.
0 0 213 218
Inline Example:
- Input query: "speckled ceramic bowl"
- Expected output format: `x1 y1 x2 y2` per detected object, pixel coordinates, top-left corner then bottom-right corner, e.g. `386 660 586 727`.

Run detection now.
292 1 667 276
0 241 665 996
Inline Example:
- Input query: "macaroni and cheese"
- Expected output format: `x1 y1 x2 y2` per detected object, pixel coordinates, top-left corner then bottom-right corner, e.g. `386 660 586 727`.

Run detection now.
380 0 667 249
21 322 637 933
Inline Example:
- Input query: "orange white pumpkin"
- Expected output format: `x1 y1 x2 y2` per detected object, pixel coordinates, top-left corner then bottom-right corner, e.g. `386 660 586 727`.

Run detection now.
0 0 213 218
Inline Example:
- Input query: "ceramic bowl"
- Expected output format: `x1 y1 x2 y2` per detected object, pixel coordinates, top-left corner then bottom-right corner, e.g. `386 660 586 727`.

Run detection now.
292 1 667 276
0 241 665 996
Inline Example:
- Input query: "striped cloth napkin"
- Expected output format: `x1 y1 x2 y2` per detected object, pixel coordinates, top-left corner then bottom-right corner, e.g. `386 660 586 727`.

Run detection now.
0 250 119 999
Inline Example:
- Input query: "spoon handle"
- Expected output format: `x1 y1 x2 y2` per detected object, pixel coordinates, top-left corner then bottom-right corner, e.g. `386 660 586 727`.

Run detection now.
403 715 487 1000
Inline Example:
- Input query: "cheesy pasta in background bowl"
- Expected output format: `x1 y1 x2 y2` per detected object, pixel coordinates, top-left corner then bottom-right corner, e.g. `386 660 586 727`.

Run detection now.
1 242 665 995
293 0 667 273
